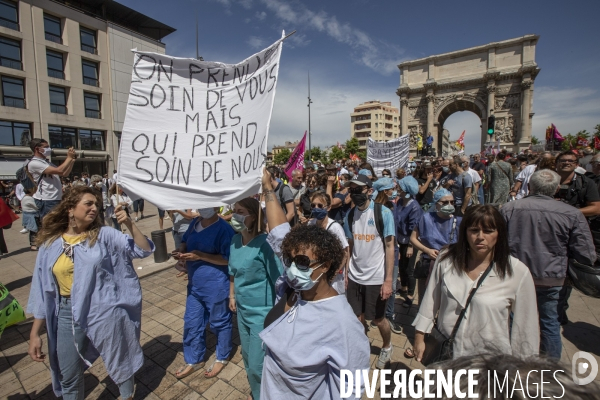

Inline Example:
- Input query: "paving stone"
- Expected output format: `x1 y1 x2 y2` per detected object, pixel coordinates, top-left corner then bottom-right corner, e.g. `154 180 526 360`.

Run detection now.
201 378 234 400
157 381 192 400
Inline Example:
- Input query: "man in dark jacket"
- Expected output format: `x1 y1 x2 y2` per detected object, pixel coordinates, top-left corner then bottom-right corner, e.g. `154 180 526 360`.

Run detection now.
500 169 596 359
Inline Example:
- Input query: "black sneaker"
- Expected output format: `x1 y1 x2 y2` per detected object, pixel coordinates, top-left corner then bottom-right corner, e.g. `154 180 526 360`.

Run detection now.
388 318 403 334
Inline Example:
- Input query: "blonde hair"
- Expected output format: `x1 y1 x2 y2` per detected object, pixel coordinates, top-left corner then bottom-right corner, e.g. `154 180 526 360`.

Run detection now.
35 186 104 247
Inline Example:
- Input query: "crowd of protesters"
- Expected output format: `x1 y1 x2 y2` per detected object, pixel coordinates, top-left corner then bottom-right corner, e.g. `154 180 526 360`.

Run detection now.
7 136 599 399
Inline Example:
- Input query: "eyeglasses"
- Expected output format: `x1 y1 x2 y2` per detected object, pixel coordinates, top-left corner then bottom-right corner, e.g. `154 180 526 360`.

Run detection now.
438 200 455 205
283 255 320 271
310 203 326 209
558 159 577 164
349 186 366 194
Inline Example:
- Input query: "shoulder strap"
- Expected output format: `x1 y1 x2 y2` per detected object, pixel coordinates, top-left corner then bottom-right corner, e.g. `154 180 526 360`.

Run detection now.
374 202 384 240
326 220 337 231
496 162 512 181
278 183 285 203
348 206 356 234
448 261 495 341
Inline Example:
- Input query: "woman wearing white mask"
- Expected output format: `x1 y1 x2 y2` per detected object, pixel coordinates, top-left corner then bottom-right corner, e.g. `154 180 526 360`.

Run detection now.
227 197 282 400
109 184 132 231
403 188 461 359
172 207 236 379
260 169 369 400
308 191 349 294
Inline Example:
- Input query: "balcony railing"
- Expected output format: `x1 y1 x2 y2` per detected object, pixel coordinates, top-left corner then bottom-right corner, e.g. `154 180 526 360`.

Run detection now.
0 57 22 70
85 110 100 119
0 19 19 31
45 32 63 44
3 97 25 108
83 77 98 87
48 69 65 79
81 44 97 55
50 104 67 114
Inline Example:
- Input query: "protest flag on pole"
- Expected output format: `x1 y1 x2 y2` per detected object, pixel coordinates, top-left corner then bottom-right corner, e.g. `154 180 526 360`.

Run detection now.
283 131 307 179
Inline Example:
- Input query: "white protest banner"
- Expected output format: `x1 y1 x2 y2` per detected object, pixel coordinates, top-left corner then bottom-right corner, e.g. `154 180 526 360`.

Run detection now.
367 136 409 176
117 35 284 209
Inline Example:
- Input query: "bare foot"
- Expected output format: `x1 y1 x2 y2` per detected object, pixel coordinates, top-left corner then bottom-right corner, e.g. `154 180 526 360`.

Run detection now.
204 361 227 378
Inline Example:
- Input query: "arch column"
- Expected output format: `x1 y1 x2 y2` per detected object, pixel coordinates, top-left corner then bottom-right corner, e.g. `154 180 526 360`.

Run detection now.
520 78 533 146
426 90 435 153
400 95 408 135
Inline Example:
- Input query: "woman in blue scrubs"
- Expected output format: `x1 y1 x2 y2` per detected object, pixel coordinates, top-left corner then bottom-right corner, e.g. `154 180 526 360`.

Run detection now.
174 208 235 379
228 197 282 399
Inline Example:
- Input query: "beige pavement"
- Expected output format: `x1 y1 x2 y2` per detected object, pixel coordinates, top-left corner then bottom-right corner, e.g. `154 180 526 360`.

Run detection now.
1 204 600 398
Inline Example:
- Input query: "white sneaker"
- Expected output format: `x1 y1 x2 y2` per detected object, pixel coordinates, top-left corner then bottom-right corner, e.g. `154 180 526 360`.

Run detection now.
376 346 393 369
135 217 138 222
20 228 28 234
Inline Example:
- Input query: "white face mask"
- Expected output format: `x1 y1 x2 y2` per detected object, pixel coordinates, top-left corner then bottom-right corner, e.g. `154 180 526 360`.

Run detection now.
42 147 52 157
199 208 216 219
96 182 103 188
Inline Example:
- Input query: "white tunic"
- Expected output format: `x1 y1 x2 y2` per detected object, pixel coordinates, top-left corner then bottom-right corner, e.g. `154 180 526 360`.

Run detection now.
413 255 539 358
260 295 370 399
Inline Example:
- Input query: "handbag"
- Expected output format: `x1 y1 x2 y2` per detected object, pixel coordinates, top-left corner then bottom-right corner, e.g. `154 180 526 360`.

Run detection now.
420 260 494 366
567 259 600 298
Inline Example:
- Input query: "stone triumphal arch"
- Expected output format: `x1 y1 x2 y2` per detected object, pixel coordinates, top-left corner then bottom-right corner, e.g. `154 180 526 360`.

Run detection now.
396 35 540 156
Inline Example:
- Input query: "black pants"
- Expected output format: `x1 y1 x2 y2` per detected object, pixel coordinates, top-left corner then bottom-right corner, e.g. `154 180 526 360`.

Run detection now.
399 243 417 296
0 227 7 254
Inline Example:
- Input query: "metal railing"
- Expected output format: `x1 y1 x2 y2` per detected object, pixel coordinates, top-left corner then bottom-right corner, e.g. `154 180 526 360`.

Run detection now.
50 104 67 114
83 77 98 86
85 110 100 119
0 57 22 70
47 69 65 79
0 19 19 31
81 44 97 55
3 97 25 108
45 32 62 44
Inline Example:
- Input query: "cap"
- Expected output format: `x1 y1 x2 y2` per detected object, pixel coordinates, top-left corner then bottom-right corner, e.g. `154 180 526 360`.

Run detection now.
344 174 373 188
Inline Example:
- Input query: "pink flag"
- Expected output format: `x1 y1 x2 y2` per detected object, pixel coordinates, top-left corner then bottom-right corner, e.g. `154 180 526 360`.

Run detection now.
284 131 307 179
552 124 565 142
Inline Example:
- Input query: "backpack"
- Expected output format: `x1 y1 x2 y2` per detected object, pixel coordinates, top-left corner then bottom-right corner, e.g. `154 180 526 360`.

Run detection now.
347 202 385 248
16 158 43 192
278 183 298 227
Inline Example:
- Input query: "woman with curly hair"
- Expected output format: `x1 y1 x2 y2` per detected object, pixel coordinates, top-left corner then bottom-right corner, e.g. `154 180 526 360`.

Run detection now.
259 169 369 400
27 186 154 399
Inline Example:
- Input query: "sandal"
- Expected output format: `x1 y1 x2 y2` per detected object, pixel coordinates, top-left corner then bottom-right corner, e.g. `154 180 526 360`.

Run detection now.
204 359 228 378
175 362 204 379
404 348 415 358
176 271 186 278
403 297 413 308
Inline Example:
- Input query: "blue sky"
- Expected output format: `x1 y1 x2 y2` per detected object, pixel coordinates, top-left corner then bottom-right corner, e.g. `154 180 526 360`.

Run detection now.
119 0 600 155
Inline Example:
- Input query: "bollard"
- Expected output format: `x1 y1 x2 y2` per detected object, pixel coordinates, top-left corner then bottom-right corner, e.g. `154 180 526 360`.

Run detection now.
151 230 169 263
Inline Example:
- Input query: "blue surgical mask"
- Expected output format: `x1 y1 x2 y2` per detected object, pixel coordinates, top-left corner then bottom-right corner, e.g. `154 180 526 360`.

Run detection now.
389 190 398 200
286 262 324 291
442 167 449 173
311 207 328 220
230 213 247 232
438 204 455 216
199 208 216 219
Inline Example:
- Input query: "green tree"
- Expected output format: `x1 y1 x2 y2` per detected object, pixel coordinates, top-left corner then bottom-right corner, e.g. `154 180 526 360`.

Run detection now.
576 130 590 140
344 137 361 158
329 146 346 162
594 124 600 138
531 136 540 145
273 148 291 165
561 134 576 151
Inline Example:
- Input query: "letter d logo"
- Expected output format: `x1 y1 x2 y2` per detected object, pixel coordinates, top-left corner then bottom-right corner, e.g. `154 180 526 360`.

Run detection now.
572 351 598 385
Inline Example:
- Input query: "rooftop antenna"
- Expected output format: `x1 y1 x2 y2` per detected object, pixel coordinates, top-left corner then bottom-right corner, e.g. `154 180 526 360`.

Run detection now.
307 71 313 161
196 14 203 61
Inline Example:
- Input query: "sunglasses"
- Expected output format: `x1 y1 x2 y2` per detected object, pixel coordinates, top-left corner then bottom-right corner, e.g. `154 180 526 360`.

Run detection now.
283 255 320 271
438 200 455 205
558 159 577 164
349 186 366 194
310 203 326 209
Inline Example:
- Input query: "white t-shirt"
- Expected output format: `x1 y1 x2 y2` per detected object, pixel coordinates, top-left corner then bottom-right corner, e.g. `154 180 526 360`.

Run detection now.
21 195 38 212
515 164 537 199
110 193 133 218
27 157 62 201
308 218 349 249
465 168 482 185
15 183 25 201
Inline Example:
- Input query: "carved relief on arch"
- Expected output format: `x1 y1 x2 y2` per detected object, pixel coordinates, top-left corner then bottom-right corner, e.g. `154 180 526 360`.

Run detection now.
409 106 427 119
494 94 520 111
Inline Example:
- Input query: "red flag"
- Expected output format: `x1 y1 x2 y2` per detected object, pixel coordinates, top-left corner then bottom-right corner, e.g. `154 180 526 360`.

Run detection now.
545 126 552 142
455 130 465 150
577 137 589 147
594 137 600 150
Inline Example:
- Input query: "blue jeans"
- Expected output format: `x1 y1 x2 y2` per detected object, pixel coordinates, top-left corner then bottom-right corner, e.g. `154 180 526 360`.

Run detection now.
57 297 135 399
386 246 400 319
478 184 484 205
535 286 562 359
34 199 61 222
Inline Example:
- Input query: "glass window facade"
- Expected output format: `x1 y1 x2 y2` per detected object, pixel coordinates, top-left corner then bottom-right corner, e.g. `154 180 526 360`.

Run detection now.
48 125 76 149
79 129 104 150
0 0 18 31
0 120 31 146
46 50 64 79
43 14 62 44
1 75 24 108
82 60 98 86
84 92 100 118
0 36 21 69
80 27 97 54
49 85 67 114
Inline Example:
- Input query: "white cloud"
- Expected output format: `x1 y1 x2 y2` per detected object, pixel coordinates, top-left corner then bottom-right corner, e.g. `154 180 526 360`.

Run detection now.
255 11 267 20
247 36 266 49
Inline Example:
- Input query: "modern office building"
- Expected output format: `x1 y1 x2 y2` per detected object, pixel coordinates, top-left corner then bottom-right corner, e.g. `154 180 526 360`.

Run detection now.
0 0 175 179
350 100 400 150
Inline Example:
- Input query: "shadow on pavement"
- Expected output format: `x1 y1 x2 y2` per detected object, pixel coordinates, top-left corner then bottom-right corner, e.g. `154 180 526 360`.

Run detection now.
562 321 600 357
4 276 32 292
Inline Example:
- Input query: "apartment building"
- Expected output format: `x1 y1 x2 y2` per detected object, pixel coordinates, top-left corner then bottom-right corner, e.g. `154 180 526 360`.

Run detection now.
350 100 400 150
0 0 175 179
